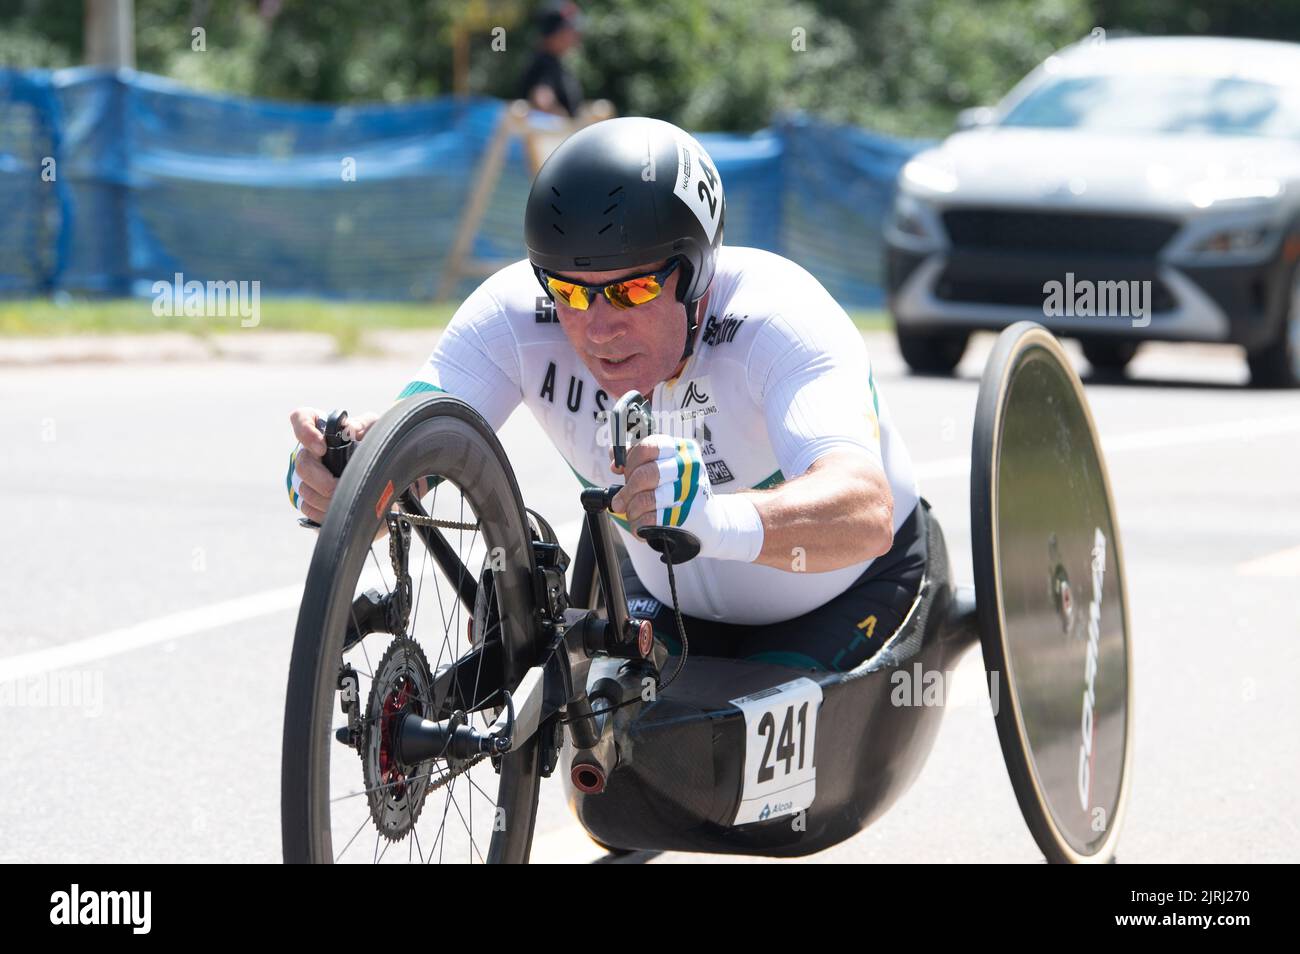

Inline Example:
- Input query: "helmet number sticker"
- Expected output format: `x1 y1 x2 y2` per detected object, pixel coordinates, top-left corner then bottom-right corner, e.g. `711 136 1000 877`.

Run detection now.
674 136 722 243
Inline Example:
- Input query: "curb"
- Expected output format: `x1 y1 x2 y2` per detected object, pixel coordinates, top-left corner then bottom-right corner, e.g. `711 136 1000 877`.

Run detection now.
0 331 371 366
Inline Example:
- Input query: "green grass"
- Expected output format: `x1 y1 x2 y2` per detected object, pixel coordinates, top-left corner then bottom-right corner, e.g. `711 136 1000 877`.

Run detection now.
0 297 889 352
0 298 456 333
848 310 889 331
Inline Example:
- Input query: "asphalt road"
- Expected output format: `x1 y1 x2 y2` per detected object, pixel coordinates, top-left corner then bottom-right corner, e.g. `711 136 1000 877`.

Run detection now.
2 332 1297 863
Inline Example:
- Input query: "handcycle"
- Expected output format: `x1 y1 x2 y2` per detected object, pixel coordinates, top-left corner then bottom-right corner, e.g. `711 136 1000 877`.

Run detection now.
281 321 1133 863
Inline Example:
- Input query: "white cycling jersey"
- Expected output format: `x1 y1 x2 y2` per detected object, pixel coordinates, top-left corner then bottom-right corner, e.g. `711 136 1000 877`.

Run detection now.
396 245 918 625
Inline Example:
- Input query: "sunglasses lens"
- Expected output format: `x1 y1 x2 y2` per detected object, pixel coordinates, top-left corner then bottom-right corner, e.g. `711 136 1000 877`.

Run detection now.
606 277 662 309
546 267 668 311
547 278 591 310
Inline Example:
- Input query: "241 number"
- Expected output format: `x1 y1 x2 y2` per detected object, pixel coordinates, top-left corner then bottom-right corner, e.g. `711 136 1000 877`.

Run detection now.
757 702 809 782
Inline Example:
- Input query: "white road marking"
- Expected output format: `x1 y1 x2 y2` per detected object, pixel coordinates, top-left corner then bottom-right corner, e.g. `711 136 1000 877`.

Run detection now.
0 585 303 683
1236 543 1300 578
4 411 1298 682
1101 413 1300 453
912 413 1300 482
0 521 585 682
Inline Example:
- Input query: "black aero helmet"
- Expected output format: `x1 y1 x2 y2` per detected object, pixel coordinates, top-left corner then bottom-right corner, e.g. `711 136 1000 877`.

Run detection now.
525 116 725 361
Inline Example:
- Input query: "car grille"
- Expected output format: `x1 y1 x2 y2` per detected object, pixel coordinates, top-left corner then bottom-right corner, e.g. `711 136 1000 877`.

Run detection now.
934 273 1177 312
941 209 1181 256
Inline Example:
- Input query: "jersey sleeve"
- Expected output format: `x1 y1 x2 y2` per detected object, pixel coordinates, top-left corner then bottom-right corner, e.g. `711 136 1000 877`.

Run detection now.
397 281 523 431
747 309 884 480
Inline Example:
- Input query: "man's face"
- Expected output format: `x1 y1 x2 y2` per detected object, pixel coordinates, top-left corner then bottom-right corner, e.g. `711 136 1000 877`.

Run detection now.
550 259 686 398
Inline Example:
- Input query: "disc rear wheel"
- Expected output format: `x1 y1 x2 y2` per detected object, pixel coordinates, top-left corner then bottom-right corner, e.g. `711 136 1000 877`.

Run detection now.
971 322 1134 864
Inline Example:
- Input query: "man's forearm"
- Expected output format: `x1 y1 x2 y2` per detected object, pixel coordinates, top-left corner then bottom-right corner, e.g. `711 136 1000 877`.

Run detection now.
742 451 894 573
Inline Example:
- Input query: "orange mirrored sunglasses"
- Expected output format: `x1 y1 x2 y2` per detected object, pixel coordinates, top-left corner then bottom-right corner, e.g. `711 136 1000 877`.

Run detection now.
535 260 680 311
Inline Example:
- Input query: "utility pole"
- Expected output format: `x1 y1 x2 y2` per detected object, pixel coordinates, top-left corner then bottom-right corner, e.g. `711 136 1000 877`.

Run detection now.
82 0 137 297
84 0 136 69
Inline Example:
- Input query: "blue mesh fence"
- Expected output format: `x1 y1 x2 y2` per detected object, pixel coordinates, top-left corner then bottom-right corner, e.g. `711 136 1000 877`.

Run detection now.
0 68 929 307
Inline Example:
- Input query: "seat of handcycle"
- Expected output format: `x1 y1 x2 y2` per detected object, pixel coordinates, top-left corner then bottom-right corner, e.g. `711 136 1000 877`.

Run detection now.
563 499 976 857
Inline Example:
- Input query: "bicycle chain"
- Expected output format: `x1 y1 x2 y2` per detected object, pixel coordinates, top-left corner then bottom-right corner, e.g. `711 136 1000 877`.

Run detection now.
394 510 479 531
422 752 491 793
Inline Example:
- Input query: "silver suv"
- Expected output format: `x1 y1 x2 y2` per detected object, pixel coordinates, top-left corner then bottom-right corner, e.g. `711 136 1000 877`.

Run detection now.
885 36 1300 386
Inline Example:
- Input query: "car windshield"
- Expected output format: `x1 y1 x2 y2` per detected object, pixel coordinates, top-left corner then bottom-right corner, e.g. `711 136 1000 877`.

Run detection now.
1000 73 1300 139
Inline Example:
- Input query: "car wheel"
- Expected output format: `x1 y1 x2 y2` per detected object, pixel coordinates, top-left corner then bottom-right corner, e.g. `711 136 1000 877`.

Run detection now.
1247 262 1300 389
895 327 970 375
1081 339 1138 377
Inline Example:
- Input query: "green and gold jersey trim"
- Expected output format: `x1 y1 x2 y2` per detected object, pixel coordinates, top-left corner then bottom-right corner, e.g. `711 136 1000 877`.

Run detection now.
397 380 447 399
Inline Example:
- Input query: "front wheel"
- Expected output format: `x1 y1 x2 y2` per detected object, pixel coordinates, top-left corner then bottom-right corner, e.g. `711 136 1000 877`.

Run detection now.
895 327 969 375
1247 263 1300 388
282 395 543 863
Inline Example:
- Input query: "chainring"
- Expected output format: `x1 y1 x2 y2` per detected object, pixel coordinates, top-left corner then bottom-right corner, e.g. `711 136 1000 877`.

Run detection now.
360 636 443 842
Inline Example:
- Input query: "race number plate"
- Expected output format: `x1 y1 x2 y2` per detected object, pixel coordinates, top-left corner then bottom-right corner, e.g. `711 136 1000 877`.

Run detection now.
971 322 1133 863
729 678 822 826
673 134 723 243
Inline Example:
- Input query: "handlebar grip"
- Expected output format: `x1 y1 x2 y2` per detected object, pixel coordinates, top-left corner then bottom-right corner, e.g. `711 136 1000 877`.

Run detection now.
581 485 621 514
317 409 354 478
611 391 650 469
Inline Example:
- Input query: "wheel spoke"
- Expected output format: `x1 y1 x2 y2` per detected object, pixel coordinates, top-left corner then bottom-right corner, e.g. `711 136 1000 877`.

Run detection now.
334 811 372 863
443 780 486 865
367 546 392 597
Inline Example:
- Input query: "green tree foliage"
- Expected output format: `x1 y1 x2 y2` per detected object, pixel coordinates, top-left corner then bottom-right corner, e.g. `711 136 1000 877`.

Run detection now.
546 0 822 132
1 0 1298 135
134 0 461 102
0 0 80 67
790 0 1094 135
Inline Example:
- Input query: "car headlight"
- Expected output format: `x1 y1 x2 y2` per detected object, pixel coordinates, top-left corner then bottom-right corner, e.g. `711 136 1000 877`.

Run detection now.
901 158 959 195
889 192 944 245
893 202 930 239
1192 226 1272 254
1187 178 1281 209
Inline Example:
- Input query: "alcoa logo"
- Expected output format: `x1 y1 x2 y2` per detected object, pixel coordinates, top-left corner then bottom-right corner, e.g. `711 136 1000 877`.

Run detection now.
758 800 794 821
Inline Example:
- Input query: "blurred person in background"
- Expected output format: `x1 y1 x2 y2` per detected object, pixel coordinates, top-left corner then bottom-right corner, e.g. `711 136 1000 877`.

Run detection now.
517 2 585 117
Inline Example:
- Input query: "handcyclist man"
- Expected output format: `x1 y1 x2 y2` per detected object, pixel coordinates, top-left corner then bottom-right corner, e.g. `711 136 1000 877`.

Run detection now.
287 116 926 672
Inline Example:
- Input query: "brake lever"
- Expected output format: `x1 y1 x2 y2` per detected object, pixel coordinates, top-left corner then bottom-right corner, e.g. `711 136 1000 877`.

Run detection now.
298 409 355 530
319 410 354 477
611 390 649 470
608 390 700 565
